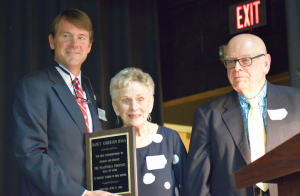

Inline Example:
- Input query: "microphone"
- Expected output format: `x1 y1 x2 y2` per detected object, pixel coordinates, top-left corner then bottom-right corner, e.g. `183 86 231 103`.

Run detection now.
297 65 300 76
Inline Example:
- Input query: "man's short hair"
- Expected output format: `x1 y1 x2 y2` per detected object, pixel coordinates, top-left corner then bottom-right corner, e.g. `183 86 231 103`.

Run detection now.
50 8 94 42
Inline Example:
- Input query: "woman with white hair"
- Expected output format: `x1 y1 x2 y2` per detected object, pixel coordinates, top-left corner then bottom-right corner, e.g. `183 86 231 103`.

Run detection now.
110 67 187 196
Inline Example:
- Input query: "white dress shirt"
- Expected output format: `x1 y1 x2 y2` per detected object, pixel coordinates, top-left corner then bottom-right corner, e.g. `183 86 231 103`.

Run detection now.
55 64 93 133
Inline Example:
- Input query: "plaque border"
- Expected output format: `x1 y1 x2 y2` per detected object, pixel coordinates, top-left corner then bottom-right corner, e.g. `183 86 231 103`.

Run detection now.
89 132 131 193
85 127 138 196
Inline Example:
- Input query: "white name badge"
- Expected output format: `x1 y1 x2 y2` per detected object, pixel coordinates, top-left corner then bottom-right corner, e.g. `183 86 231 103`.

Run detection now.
267 108 288 120
97 108 107 121
146 155 167 170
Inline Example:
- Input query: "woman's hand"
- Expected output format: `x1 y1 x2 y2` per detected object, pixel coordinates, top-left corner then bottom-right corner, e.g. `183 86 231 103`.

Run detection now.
84 190 119 196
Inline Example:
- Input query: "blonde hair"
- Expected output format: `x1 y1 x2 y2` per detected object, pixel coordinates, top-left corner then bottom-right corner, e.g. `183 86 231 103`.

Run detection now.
110 67 155 101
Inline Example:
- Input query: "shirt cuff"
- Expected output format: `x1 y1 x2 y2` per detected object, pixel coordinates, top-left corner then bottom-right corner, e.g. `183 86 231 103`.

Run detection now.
82 190 87 196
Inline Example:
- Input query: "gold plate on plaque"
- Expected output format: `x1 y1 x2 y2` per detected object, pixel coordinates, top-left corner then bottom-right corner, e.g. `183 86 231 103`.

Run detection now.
85 127 138 195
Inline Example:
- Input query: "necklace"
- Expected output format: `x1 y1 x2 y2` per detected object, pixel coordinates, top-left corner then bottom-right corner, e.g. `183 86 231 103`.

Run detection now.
139 122 150 147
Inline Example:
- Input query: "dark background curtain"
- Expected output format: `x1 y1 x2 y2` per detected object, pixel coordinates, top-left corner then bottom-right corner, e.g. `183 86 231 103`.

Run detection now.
0 0 163 195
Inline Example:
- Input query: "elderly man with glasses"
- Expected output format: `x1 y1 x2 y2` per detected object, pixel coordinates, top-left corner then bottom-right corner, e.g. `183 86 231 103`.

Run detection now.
185 34 300 196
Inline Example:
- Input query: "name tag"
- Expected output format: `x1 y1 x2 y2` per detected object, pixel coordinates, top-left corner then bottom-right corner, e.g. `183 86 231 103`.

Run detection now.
146 155 167 170
97 108 107 121
267 108 288 120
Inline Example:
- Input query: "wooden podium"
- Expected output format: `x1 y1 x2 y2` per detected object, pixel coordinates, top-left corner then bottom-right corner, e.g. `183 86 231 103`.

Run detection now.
235 133 300 196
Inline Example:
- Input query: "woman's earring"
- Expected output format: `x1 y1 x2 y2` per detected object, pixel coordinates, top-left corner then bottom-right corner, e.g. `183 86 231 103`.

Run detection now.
147 114 152 122
116 116 120 125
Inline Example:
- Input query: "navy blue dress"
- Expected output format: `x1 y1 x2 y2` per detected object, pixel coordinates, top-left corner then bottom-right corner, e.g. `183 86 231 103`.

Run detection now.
136 126 187 196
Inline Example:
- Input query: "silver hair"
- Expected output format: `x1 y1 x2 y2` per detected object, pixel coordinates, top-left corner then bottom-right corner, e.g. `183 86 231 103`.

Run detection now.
110 67 155 101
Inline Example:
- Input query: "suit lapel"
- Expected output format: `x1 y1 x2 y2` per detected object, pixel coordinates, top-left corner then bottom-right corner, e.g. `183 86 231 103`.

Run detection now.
266 82 286 151
46 62 88 136
222 91 251 164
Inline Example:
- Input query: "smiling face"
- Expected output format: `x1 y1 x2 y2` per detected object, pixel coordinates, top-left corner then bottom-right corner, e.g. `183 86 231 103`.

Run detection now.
49 18 92 75
226 34 271 98
112 81 154 128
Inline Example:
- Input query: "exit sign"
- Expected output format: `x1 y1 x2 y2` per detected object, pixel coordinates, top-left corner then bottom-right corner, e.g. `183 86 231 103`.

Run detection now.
229 0 267 34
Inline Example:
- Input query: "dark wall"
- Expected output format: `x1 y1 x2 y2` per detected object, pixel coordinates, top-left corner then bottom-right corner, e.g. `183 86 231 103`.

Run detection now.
158 0 288 101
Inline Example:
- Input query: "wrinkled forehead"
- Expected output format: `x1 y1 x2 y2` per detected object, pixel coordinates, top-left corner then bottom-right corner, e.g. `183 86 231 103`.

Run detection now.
117 81 149 96
226 41 253 58
226 35 266 58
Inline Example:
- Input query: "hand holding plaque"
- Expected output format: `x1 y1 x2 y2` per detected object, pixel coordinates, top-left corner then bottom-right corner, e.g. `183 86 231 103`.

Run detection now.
85 127 138 196
84 190 118 196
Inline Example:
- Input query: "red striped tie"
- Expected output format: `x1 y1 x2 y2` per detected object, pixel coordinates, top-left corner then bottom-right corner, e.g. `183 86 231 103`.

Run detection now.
72 78 90 133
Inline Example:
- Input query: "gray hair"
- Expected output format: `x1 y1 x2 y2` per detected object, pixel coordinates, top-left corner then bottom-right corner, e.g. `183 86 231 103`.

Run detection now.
110 67 155 101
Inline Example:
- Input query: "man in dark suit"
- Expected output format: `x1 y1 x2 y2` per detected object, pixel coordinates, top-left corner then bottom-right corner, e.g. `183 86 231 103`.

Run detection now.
12 9 117 196
185 34 300 196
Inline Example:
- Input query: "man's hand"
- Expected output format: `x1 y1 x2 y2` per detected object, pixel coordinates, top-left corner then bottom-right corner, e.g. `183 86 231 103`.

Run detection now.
84 190 119 196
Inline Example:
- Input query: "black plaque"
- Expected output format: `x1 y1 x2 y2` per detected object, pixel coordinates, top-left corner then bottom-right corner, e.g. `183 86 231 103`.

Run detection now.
85 127 138 195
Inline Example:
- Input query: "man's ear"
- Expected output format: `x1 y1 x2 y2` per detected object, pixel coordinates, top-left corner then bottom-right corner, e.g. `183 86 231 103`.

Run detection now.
263 54 271 75
87 41 92 54
49 34 55 50
112 101 120 116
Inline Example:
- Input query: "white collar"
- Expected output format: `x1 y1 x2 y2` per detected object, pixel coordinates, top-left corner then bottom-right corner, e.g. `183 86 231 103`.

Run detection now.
55 62 82 88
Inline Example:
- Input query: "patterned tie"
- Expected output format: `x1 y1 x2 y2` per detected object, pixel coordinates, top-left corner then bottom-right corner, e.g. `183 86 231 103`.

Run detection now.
248 98 268 192
72 78 90 133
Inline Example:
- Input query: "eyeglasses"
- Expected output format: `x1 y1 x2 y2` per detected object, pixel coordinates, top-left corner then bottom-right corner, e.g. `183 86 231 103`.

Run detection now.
72 75 97 106
224 54 265 69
